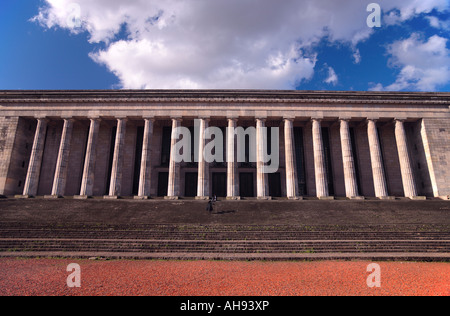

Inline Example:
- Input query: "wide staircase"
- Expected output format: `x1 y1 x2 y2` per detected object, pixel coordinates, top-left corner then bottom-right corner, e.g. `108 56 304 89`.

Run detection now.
0 198 449 261
1 222 449 261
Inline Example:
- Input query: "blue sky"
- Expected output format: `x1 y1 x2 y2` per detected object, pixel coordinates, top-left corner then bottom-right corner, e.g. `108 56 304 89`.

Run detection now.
0 0 116 89
0 0 449 91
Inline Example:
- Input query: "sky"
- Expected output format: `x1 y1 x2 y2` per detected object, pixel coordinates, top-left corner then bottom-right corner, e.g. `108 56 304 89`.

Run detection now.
0 0 449 91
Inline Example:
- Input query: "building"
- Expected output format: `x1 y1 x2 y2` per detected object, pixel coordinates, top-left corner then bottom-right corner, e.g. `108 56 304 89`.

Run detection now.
0 90 449 200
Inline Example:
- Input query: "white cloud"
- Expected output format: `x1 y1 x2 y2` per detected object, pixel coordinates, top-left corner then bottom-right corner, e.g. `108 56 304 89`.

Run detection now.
352 48 362 64
427 16 450 30
324 66 338 86
384 0 449 25
371 34 450 91
33 0 450 89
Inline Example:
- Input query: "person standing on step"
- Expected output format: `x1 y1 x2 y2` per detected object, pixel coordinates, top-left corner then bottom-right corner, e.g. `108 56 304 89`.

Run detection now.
206 199 214 214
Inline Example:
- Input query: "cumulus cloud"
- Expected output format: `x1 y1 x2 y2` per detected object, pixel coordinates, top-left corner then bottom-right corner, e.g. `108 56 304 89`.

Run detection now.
427 16 450 30
324 66 338 86
371 34 450 91
33 0 450 89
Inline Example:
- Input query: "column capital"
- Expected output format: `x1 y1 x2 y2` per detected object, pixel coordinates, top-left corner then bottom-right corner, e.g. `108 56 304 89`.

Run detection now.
283 117 295 122
35 116 49 122
339 117 351 122
142 117 155 122
394 118 407 123
171 116 183 122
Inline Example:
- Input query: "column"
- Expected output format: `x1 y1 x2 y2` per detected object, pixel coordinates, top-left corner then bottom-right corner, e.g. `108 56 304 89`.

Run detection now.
284 118 300 199
166 118 182 199
22 118 48 197
196 118 210 200
395 119 419 198
227 118 240 200
106 118 127 198
50 118 74 198
256 118 270 200
136 118 154 199
312 119 329 198
367 119 389 198
340 119 361 199
78 118 100 198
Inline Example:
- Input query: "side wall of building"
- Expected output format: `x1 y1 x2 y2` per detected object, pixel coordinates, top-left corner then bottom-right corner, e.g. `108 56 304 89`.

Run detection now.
0 117 35 196
0 116 19 195
421 118 450 197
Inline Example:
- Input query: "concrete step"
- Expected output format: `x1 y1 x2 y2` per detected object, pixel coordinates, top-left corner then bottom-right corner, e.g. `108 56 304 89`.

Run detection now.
1 239 449 254
2 251 450 262
0 228 450 240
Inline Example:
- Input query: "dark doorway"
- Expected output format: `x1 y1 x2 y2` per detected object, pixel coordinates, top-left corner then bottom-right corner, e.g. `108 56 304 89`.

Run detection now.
157 172 169 197
294 127 307 196
160 126 172 167
132 126 144 196
377 127 390 194
185 172 198 197
212 172 227 197
240 173 255 198
321 127 335 196
105 126 117 195
269 173 282 197
349 127 362 196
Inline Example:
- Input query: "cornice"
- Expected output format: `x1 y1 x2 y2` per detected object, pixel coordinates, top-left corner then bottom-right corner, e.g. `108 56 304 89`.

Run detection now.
0 90 449 106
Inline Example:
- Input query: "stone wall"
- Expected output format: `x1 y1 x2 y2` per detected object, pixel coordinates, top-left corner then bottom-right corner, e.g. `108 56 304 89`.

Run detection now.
65 121 89 196
354 123 375 197
0 117 35 196
422 118 450 197
37 121 63 196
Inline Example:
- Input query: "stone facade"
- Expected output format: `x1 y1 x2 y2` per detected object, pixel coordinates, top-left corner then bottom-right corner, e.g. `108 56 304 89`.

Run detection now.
0 90 449 199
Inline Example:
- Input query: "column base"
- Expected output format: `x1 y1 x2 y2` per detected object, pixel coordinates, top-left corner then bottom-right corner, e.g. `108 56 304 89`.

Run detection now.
104 195 121 200
409 196 427 200
257 196 272 200
318 196 335 200
195 196 210 201
134 196 151 200
288 196 303 200
44 195 63 199
164 196 179 200
378 196 396 200
74 195 92 200
439 195 449 200
0 195 6 199
227 196 241 201
349 196 365 200
15 195 34 199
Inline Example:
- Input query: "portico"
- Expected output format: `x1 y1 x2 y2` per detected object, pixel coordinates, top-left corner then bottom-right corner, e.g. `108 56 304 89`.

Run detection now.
0 90 448 200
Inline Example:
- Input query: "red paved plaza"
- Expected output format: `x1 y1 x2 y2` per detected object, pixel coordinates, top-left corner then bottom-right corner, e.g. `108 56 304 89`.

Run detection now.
0 259 448 296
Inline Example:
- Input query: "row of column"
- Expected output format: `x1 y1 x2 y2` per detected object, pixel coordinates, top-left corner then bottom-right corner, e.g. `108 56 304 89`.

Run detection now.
21 117 421 199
